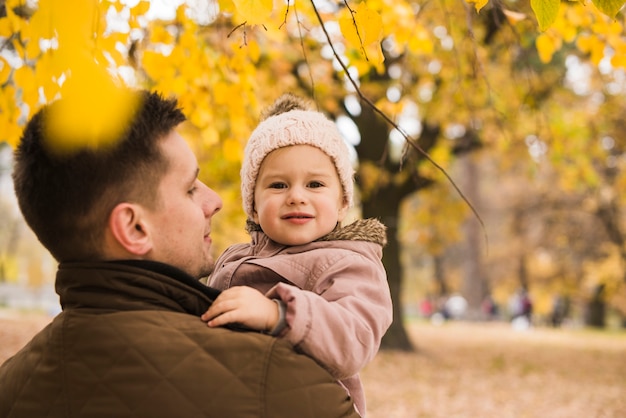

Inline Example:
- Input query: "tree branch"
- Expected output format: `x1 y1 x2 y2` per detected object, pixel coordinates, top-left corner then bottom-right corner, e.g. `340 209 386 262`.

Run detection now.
307 0 488 248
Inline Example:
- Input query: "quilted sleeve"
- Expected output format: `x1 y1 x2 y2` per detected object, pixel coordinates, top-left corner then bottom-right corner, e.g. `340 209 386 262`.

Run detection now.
262 338 360 418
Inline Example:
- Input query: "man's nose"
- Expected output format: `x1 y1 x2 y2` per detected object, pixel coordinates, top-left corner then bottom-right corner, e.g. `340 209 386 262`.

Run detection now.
202 183 222 216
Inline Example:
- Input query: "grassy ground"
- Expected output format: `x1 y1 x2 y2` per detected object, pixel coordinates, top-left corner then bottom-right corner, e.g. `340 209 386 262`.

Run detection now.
2 310 625 418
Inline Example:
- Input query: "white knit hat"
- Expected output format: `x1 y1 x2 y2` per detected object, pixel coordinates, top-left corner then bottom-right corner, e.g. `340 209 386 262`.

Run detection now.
241 109 354 221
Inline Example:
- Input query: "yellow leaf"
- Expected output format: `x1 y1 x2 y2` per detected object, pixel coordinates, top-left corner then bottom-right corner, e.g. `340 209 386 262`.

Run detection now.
0 57 10 85
5 0 24 33
12 39 25 59
246 39 261 63
142 50 175 80
53 0 99 47
0 17 12 38
354 2 383 46
531 0 561 31
610 45 626 68
29 0 56 39
132 0 151 16
35 50 65 82
13 65 36 88
339 2 383 50
232 0 273 26
465 0 490 13
592 0 624 18
576 35 593 53
44 61 141 154
536 32 557 63
25 40 41 60
4 118 23 147
149 25 174 45
365 42 385 73
217 0 236 14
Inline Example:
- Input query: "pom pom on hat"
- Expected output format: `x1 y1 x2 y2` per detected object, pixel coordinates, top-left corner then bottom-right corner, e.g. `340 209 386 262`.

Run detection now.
241 95 354 221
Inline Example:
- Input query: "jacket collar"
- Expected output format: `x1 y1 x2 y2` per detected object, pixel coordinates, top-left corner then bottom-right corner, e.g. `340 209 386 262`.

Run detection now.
56 260 220 316
113 260 221 300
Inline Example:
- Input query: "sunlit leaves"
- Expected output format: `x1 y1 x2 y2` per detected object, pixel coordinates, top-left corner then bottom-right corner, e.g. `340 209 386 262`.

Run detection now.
132 0 151 16
0 57 10 85
531 0 561 31
0 85 22 147
592 0 625 18
222 138 243 162
0 0 156 151
577 35 607 65
536 32 561 63
32 0 140 153
232 0 273 25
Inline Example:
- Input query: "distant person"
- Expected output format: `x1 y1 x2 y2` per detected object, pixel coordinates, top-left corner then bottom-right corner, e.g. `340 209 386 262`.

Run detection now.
509 288 533 330
0 90 359 418
203 93 393 416
550 295 570 327
481 295 498 320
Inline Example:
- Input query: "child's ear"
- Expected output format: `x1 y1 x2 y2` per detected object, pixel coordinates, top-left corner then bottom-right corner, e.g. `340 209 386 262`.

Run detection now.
337 200 349 223
252 204 260 224
109 203 152 255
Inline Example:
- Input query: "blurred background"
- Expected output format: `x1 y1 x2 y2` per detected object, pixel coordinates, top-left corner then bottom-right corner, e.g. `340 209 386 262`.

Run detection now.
1 0 626 355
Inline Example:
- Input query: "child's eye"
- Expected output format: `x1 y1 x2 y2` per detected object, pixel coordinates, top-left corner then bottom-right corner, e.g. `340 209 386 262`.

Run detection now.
269 182 287 189
188 186 198 195
308 181 324 188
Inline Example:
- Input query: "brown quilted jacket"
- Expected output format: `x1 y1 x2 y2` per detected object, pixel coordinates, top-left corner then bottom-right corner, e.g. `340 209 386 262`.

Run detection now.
0 260 359 418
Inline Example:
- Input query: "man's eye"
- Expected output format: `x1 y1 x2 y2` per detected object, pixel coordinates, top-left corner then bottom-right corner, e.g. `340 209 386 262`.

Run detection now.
269 182 287 189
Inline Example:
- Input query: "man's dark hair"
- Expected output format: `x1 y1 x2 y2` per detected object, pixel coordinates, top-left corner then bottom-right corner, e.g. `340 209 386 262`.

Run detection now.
12 90 186 262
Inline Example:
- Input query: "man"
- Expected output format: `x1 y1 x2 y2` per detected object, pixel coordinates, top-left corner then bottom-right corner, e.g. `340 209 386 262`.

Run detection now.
0 90 359 418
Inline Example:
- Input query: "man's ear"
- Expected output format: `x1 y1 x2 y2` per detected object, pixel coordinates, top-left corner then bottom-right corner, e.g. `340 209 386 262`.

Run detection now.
108 203 152 256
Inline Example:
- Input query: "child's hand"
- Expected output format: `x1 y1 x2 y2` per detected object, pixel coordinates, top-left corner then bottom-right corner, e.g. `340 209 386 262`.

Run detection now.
201 286 279 333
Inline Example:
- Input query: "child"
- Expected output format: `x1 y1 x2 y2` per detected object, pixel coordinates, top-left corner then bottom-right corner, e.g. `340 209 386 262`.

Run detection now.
202 94 393 416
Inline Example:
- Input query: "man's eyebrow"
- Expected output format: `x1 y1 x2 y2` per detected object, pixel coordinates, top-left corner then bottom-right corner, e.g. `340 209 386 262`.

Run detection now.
189 167 200 185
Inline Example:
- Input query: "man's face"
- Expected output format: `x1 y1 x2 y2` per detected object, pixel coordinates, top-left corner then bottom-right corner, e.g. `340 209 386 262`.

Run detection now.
144 131 222 278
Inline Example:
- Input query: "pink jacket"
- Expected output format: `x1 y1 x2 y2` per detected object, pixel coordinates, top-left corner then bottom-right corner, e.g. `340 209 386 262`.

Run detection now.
208 218 393 416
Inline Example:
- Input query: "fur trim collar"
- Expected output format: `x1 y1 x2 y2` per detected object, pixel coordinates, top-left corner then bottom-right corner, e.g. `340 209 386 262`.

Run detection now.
246 218 387 247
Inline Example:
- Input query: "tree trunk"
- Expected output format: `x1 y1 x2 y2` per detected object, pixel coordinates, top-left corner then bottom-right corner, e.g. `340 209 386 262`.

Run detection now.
459 153 485 318
585 284 606 328
362 191 413 351
433 254 448 296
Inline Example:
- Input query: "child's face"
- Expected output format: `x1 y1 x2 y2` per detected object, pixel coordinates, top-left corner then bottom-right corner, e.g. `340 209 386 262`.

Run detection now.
253 144 348 246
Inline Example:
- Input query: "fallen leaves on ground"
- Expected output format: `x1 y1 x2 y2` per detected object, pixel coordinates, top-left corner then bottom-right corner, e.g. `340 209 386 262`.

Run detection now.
362 320 626 418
